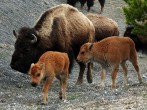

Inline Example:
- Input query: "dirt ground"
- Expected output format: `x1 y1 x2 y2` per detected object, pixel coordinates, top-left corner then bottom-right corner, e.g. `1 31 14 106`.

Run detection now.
0 0 147 110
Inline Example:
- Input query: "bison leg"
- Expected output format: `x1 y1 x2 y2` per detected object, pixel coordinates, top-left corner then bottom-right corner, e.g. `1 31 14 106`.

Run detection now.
76 62 86 85
87 62 93 83
87 0 94 11
111 64 119 88
98 0 105 14
79 0 86 9
121 62 128 87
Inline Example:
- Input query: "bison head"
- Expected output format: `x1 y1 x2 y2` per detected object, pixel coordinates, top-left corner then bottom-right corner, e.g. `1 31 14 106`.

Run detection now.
10 27 46 73
124 26 143 52
77 43 93 63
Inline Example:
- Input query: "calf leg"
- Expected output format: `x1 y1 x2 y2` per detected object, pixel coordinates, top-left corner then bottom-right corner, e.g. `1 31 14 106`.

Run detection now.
131 60 142 83
42 74 55 104
121 62 128 87
62 70 68 101
100 68 106 88
56 75 63 100
111 64 119 88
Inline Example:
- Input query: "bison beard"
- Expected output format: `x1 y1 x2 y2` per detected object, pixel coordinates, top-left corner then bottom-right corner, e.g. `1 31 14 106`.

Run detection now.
10 4 95 85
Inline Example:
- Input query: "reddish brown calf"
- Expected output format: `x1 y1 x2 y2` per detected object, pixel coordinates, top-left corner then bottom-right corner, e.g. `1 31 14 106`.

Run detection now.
77 36 142 88
29 51 69 104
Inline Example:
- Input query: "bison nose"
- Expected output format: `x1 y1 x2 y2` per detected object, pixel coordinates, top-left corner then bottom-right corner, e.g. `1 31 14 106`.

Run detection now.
31 82 37 87
10 63 16 69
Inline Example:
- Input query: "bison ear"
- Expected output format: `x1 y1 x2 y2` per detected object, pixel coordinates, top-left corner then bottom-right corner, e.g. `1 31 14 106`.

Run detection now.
13 30 18 38
31 34 38 44
88 43 93 50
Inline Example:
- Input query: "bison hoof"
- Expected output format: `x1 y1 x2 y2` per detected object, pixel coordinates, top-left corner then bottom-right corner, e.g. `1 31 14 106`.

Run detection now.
75 80 83 85
87 79 92 84
59 96 62 100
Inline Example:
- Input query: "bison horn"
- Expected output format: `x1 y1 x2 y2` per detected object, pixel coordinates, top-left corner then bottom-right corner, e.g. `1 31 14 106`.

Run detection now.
13 30 18 38
31 34 37 44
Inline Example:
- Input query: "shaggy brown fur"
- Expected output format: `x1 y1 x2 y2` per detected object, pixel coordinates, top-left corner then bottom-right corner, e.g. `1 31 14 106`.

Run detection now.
87 13 119 41
29 51 69 104
11 4 95 85
77 36 142 88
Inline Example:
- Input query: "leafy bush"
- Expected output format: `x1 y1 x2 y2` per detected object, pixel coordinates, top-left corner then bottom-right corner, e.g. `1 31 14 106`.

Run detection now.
122 0 147 36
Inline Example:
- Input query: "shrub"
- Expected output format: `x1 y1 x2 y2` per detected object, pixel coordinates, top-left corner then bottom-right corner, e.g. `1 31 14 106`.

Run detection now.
122 0 147 36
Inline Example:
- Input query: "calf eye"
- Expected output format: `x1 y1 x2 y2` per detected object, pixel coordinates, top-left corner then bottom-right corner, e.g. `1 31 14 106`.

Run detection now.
81 52 85 54
36 73 40 77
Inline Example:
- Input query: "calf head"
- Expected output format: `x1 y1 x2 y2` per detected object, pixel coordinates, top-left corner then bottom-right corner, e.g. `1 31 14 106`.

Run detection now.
77 43 93 63
29 63 45 87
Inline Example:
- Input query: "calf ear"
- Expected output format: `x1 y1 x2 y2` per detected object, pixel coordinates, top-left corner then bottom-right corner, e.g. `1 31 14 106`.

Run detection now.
88 43 93 50
13 30 18 38
40 63 45 70
30 63 35 68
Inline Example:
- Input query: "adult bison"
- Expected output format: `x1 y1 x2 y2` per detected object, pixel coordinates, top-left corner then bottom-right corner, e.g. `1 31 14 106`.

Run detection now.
67 0 105 14
10 4 95 85
86 13 119 41
124 26 147 54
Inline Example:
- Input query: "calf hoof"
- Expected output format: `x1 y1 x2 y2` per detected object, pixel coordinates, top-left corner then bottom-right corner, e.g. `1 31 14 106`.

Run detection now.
139 80 143 84
63 99 68 103
100 83 105 88
111 85 116 89
41 101 47 105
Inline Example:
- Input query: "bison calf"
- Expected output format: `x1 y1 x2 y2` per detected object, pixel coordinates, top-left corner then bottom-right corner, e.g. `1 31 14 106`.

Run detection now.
77 36 142 88
29 51 69 104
